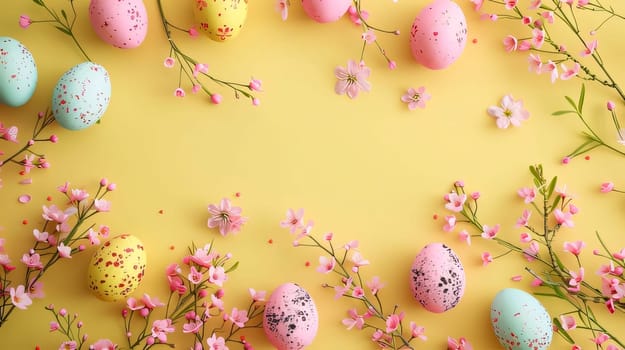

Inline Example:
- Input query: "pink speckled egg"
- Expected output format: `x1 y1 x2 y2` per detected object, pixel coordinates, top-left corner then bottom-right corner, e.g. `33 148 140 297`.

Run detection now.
89 0 148 49
409 243 465 313
301 0 351 23
87 234 146 301
409 0 467 70
263 283 318 350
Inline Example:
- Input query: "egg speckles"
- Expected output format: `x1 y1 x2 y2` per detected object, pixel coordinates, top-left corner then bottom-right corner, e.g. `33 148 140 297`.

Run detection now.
409 243 465 313
409 0 468 70
52 61 111 130
263 283 318 350
0 37 37 107
89 0 148 48
87 234 146 301
491 288 553 350
194 0 248 42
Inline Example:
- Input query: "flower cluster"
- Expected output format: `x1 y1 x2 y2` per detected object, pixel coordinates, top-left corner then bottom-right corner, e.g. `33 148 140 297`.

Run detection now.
158 0 262 105
441 165 625 349
280 208 429 349
207 198 247 236
45 304 116 350
0 109 57 187
0 179 114 327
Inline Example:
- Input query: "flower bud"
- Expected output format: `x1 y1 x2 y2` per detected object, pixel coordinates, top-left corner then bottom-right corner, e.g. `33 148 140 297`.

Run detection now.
100 178 108 187
59 308 67 317
106 183 116 191
215 288 225 299
211 93 222 105
607 101 616 111
121 308 129 318
49 135 58 143
198 289 208 298
249 78 262 91
388 60 397 70
146 336 155 346
140 308 150 318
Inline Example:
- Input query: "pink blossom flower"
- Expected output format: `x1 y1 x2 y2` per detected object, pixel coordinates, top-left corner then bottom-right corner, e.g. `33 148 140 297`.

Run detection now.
554 209 574 227
568 267 585 291
560 62 580 80
351 251 370 267
21 252 43 269
69 188 89 203
193 63 209 78
91 339 116 350
342 308 366 330
560 315 577 330
151 319 174 343
210 93 222 104
142 294 164 310
401 86 431 110
580 39 597 56
366 276 385 295
317 256 335 274
19 15 32 28
362 29 376 44
518 187 536 203
598 261 624 276
516 209 531 227
28 279 44 299
352 286 365 298
541 11 554 23
503 35 518 52
227 307 249 327
521 16 532 25
505 0 518 9
528 53 542 74
10 285 32 309
207 198 246 236
564 241 585 256
385 312 404 333
601 277 625 299
249 78 262 91
445 192 467 212
50 321 60 331
280 208 304 233
174 88 186 98
601 182 615 193
59 341 77 349
470 0 484 10
523 241 540 261
94 199 111 212
206 333 228 350
577 0 589 6
57 243 72 258
344 240 359 250
249 288 266 302
276 0 289 21
334 60 371 99
188 266 203 284
163 57 175 68
448 336 474 350
531 28 545 48
208 266 227 286
210 294 224 311
517 40 531 51
183 318 203 334
410 322 427 340
613 248 625 260
443 215 456 232
0 124 18 142
188 27 199 37
520 232 532 243
481 224 500 239
539 59 558 83
458 230 471 245
487 94 530 129
481 252 493 266
529 0 542 9
592 333 610 345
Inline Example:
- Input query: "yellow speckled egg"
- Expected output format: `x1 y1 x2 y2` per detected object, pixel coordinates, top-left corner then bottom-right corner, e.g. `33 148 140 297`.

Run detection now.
193 0 248 42
87 234 146 301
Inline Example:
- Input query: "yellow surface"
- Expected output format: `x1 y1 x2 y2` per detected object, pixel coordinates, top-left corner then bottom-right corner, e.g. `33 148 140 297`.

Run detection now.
1 0 625 349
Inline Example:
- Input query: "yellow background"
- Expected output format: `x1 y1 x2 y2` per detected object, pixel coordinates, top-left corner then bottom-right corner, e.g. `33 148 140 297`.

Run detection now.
1 0 625 348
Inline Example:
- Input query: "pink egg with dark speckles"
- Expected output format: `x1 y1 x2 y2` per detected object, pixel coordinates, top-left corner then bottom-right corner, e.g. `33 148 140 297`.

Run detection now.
409 242 465 313
301 0 351 23
409 0 467 69
89 0 148 49
263 283 318 350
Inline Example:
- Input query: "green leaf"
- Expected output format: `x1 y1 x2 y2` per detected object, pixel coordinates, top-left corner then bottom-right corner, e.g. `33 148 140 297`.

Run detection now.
578 84 586 112
529 165 539 180
225 261 239 273
565 96 577 111
546 176 558 198
32 0 44 6
552 110 576 116
61 9 68 22
534 292 563 299
553 318 576 344
54 26 72 36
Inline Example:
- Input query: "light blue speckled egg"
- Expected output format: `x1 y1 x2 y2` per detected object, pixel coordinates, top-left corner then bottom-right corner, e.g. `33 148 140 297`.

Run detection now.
490 288 552 350
0 37 38 107
52 62 111 130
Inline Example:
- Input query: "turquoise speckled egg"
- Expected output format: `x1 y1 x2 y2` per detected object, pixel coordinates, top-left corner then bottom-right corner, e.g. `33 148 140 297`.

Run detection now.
490 288 552 350
0 37 38 107
52 62 111 130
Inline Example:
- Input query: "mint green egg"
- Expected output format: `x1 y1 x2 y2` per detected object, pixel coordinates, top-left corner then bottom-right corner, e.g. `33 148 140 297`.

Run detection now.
490 288 552 350
52 62 111 130
0 37 38 107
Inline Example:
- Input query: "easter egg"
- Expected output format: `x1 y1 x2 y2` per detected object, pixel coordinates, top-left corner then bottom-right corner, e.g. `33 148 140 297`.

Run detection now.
263 283 318 350
490 288 553 350
409 0 468 70
194 0 248 42
301 0 351 23
89 0 148 48
87 234 146 301
52 61 111 130
409 242 465 313
0 37 37 107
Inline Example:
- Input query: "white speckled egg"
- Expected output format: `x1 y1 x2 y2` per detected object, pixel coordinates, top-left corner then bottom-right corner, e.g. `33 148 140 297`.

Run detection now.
0 37 37 107
89 0 148 49
409 0 468 70
87 234 146 301
491 288 552 350
409 242 465 313
301 0 351 23
263 283 318 350
52 61 111 130
194 0 248 42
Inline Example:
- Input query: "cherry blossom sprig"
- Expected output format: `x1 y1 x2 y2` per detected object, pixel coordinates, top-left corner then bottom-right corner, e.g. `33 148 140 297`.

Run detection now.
279 208 427 350
21 0 91 61
0 179 114 328
45 304 117 350
0 109 58 183
553 84 625 161
121 243 264 350
157 0 262 105
441 165 625 348
471 0 625 102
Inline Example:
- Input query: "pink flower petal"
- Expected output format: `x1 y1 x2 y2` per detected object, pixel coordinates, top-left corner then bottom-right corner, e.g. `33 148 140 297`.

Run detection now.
18 194 31 204
19 178 33 185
